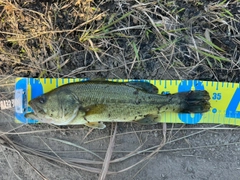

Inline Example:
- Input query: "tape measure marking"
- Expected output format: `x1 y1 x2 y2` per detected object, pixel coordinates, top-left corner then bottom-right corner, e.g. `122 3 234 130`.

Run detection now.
14 78 240 126
0 99 14 110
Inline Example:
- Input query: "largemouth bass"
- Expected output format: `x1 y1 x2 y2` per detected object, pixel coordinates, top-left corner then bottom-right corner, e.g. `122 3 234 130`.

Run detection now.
25 81 210 129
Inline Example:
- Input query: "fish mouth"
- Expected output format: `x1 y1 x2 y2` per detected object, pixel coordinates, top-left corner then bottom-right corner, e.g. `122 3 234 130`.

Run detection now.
26 100 52 123
28 100 45 115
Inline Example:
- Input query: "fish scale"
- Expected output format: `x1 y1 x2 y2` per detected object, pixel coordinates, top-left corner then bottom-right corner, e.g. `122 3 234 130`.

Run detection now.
62 82 155 104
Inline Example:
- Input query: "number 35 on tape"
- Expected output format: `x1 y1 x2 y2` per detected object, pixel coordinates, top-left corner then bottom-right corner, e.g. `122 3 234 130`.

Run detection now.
14 78 240 126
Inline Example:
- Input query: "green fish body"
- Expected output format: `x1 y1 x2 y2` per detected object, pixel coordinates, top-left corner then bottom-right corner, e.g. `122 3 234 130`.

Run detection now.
25 81 210 129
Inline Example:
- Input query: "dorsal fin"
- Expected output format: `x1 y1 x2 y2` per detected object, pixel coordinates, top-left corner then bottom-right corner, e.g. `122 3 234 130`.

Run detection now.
125 81 158 94
82 79 159 94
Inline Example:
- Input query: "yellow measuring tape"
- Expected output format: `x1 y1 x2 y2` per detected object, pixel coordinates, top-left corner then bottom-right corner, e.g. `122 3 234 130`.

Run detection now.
15 78 240 126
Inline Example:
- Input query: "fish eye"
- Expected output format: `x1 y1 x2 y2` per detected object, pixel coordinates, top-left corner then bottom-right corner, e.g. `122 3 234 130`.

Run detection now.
39 96 46 104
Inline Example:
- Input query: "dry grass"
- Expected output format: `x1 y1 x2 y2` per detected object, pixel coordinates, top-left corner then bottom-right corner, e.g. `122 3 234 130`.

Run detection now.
0 0 240 179
1 120 240 179
0 0 239 80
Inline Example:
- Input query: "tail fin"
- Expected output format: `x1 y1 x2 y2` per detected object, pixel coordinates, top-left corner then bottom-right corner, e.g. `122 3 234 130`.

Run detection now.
177 90 210 113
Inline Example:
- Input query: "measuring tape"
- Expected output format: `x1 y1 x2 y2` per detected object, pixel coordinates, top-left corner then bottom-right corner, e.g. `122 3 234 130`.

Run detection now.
14 78 240 126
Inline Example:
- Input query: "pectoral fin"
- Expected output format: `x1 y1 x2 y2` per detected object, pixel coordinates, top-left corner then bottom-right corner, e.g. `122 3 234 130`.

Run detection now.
68 105 106 125
135 114 160 125
85 104 107 116
84 122 106 129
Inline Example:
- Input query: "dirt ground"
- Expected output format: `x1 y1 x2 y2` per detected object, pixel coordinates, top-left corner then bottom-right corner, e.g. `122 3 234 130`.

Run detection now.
0 0 240 179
